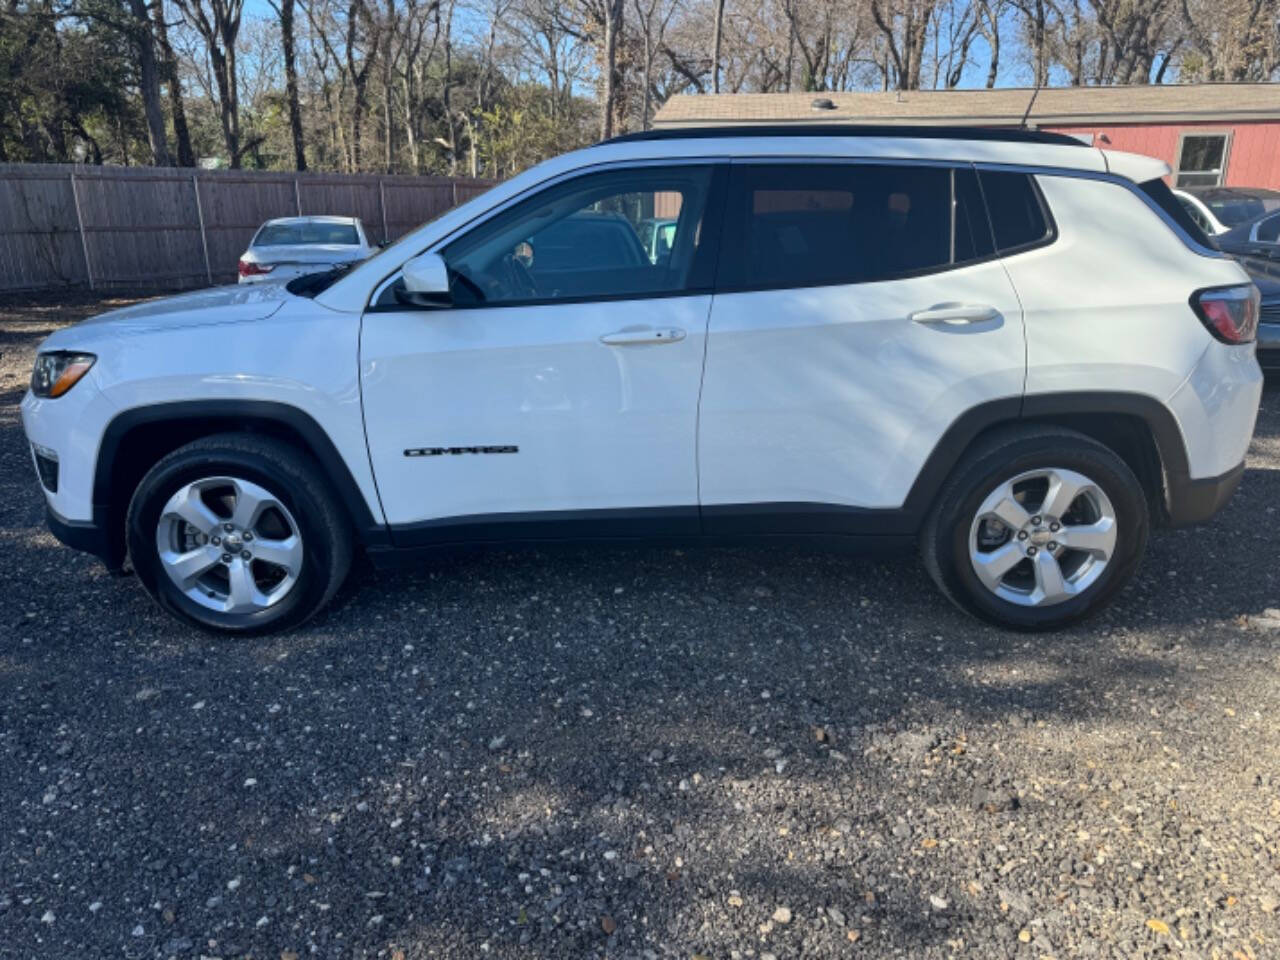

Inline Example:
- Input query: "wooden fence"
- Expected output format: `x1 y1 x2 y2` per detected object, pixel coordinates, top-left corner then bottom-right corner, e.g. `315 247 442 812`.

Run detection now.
0 164 497 292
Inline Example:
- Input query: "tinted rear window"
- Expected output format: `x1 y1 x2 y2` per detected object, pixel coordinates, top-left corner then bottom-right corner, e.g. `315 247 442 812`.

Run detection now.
255 222 359 246
719 164 994 290
978 170 1052 252
1138 178 1215 249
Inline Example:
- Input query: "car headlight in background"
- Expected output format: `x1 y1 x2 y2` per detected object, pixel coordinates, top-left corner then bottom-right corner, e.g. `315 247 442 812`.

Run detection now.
31 351 96 398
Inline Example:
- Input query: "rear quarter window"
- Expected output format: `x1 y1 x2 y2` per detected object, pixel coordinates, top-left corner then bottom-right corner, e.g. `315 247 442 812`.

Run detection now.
1137 178 1215 249
978 170 1054 253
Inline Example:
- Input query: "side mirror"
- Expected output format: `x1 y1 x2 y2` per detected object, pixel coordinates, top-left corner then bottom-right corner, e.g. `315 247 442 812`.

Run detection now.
397 251 451 307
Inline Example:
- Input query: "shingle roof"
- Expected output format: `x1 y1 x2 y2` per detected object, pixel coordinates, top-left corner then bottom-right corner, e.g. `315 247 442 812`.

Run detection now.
652 84 1280 128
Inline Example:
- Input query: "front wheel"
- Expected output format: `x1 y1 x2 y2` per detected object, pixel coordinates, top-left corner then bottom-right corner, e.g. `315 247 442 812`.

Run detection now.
921 427 1150 631
126 434 353 634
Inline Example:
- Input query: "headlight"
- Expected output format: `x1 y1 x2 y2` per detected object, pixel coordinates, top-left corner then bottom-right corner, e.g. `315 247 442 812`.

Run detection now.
31 351 96 398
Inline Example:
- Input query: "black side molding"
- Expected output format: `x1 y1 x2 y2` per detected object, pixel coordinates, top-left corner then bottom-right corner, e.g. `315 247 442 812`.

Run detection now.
45 505 124 573
94 400 389 548
1020 391 1190 477
1165 461 1245 528
388 505 700 549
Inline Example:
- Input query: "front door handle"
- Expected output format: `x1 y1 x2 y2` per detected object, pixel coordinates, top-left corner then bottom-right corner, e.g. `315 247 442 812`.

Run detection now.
909 304 1000 325
600 327 686 345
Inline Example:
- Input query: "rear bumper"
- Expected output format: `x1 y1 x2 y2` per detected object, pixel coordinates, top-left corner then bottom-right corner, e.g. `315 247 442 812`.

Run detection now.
1164 461 1245 528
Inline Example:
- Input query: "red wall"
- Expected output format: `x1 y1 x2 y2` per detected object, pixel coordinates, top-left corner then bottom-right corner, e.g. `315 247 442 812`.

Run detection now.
1043 121 1280 189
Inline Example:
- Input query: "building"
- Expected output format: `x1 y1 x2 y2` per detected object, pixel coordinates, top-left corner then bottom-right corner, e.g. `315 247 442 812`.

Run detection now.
651 83 1280 189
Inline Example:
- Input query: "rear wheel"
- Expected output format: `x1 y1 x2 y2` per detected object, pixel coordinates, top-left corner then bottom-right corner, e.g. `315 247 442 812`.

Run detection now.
921 428 1149 630
127 434 352 634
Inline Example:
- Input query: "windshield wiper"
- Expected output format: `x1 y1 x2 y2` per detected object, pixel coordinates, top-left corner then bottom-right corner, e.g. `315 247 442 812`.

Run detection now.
286 262 357 298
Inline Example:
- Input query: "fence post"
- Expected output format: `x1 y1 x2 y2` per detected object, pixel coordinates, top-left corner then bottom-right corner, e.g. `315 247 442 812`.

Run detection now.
192 174 213 286
69 172 94 291
294 177 302 216
379 179 389 244
452 179 458 207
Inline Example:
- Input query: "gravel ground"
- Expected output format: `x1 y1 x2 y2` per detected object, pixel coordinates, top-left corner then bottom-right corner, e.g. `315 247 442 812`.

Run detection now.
2 293 1280 960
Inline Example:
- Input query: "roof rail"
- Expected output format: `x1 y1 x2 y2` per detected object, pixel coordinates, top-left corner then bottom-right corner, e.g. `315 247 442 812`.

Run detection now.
603 124 1086 148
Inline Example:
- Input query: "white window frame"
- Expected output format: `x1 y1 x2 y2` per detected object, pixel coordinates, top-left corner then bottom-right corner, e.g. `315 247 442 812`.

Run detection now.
1173 130 1233 189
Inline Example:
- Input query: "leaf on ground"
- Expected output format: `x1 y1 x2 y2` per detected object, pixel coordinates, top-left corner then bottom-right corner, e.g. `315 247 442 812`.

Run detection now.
601 914 617 935
1146 918 1171 935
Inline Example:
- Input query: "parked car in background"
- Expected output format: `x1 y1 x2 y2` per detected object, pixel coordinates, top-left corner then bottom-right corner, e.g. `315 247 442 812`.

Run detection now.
637 217 679 263
238 216 377 283
21 126 1264 635
1234 254 1280 371
1173 186 1280 236
1215 205 1280 261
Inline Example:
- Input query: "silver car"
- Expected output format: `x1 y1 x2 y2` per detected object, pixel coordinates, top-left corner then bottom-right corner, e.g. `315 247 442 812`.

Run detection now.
237 216 377 284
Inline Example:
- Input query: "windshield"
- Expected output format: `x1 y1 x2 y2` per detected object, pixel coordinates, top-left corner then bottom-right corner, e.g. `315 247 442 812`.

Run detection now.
255 222 359 246
1200 193 1280 227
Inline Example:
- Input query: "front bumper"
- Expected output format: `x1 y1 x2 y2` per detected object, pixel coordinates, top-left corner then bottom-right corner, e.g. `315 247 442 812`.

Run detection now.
45 504 124 571
1164 460 1245 528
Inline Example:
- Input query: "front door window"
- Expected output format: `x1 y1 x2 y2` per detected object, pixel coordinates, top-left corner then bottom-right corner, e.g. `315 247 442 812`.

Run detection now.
440 167 716 307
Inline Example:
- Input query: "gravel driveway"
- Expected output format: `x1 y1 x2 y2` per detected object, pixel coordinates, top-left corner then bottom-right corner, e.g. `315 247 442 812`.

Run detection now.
2 294 1279 960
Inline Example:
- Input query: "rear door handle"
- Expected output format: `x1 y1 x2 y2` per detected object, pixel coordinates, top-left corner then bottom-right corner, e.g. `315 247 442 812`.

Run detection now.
600 327 686 345
909 304 1000 325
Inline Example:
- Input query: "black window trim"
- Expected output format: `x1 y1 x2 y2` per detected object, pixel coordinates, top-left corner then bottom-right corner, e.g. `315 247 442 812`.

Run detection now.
367 158 731 312
365 155 1226 311
712 157 1043 296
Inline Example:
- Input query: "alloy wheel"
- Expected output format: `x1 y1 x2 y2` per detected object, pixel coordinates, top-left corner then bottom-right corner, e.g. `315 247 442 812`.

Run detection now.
154 476 304 615
967 467 1118 607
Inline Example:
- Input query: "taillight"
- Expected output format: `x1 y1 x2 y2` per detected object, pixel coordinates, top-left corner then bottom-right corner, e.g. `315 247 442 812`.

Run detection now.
238 259 275 277
1190 284 1260 344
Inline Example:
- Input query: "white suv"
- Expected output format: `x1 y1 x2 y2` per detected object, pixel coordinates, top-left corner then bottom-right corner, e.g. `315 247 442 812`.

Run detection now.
22 126 1264 634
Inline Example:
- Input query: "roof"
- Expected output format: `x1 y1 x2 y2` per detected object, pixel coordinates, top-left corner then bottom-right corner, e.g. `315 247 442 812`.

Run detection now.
607 124 1083 147
264 215 359 225
652 83 1280 128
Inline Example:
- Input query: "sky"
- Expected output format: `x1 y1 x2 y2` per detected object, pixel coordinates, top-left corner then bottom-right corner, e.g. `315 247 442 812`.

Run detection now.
232 1 1161 102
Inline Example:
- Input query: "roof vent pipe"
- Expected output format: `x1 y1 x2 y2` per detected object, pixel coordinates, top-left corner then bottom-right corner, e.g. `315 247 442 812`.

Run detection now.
810 97 836 111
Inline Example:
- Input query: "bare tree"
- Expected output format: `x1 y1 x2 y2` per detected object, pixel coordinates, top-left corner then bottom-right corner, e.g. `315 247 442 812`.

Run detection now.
151 0 196 165
710 0 725 90
267 0 308 168
599 0 623 136
871 0 937 89
173 0 251 165
126 0 173 163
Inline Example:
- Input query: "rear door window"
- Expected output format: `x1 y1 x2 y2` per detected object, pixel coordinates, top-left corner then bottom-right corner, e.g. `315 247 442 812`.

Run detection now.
717 163 994 291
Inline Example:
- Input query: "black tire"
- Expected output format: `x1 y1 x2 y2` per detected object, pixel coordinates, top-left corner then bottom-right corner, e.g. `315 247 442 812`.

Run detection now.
126 433 353 635
920 426 1149 631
